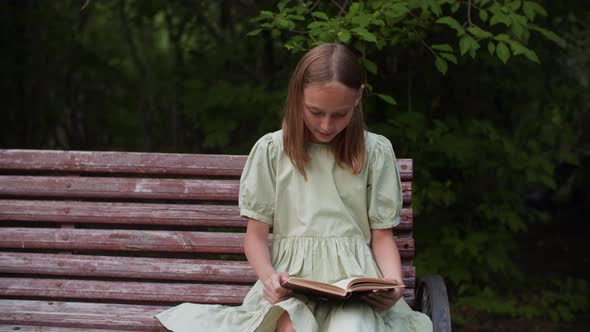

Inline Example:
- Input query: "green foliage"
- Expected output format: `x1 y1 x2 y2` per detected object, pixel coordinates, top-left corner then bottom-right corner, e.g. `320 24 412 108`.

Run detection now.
250 0 562 89
249 0 590 325
455 278 589 322
3 0 589 326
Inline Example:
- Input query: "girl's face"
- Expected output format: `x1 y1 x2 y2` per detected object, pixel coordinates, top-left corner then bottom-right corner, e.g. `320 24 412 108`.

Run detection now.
302 82 363 144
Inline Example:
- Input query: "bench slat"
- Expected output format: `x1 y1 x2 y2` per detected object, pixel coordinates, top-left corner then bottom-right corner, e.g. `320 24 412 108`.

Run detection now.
0 199 414 230
0 325 134 332
0 278 414 305
0 150 413 181
0 228 416 258
0 176 413 205
0 252 258 283
0 253 258 283
0 176 239 202
0 150 246 177
0 300 167 331
0 252 416 287
0 277 250 304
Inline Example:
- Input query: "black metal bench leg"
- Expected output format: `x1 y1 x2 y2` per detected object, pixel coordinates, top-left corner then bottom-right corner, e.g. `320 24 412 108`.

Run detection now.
416 274 452 332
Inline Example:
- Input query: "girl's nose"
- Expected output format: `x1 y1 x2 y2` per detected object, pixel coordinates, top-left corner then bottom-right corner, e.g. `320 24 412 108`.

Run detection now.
320 118 332 131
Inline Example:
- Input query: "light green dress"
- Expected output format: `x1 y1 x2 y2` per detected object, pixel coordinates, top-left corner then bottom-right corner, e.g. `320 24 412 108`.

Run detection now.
155 130 432 331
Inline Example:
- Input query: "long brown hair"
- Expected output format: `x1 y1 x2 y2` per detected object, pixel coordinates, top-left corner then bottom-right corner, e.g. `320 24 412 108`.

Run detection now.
282 43 366 178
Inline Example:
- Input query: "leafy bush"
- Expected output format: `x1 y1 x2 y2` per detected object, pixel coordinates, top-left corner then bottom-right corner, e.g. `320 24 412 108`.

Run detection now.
250 0 589 323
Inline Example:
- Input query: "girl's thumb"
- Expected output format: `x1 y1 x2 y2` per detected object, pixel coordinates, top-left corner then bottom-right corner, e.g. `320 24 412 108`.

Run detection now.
279 272 289 283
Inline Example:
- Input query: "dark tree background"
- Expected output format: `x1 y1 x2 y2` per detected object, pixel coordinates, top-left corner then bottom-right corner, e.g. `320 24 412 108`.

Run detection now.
1 0 589 329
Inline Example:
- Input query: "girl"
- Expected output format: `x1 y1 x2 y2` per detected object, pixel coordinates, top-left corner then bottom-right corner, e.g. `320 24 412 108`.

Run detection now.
156 43 432 331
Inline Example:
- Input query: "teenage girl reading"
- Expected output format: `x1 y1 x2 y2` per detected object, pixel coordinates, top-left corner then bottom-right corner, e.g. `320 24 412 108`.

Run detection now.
156 43 432 331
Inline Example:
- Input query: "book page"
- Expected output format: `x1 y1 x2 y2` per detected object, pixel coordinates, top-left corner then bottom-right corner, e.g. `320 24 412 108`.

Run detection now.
332 277 404 292
331 277 362 290
285 278 348 296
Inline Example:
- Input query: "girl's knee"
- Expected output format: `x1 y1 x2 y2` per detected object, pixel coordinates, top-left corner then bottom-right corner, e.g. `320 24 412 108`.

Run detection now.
323 305 372 332
275 311 296 332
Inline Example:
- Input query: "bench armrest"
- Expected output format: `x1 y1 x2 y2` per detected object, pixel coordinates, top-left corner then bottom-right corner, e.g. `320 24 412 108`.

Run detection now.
416 274 452 332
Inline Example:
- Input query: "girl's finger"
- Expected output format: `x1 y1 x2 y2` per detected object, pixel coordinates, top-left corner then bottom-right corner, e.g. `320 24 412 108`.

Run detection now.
361 295 386 309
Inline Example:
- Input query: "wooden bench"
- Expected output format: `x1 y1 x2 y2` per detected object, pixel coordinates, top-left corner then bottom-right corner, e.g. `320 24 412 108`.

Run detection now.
0 149 451 331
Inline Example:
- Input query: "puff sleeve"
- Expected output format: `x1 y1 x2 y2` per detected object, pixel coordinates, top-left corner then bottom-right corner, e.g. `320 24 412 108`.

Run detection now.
367 135 403 229
239 134 278 225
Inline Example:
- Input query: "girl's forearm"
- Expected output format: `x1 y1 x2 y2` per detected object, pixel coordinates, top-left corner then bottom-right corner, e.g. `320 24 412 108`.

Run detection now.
371 228 403 282
244 219 275 281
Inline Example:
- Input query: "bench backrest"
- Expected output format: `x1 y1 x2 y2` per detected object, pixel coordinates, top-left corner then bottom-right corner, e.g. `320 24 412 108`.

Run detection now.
0 149 416 307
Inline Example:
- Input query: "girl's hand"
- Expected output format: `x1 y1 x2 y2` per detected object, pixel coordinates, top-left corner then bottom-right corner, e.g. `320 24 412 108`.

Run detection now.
261 271 293 304
360 280 404 311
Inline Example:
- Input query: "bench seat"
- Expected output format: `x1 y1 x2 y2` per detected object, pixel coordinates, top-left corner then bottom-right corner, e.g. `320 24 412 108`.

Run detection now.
0 149 450 331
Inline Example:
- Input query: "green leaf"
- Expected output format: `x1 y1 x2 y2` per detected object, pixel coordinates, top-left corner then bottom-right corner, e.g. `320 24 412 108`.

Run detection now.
289 15 305 21
351 27 377 43
467 27 493 39
285 39 304 52
506 40 540 63
479 9 489 22
348 3 360 16
312 11 329 20
436 16 465 34
459 35 478 56
259 10 274 18
488 41 496 55
428 1 443 16
360 57 378 74
432 44 453 52
490 13 512 26
375 93 397 105
560 151 581 166
275 17 294 30
439 52 458 64
435 57 448 75
496 42 510 63
494 33 511 41
247 29 262 36
511 18 527 40
507 0 522 11
388 3 410 17
309 28 322 37
529 24 564 46
523 1 547 21
307 21 325 29
351 15 371 28
337 30 351 43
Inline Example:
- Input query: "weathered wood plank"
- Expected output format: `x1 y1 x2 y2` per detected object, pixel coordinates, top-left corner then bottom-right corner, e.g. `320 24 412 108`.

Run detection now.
0 279 415 307
0 199 246 228
0 278 250 304
0 176 412 204
0 325 134 332
0 176 239 202
0 150 246 177
0 150 414 181
0 229 416 258
0 252 416 287
0 228 245 254
0 300 167 331
0 200 414 230
0 252 258 283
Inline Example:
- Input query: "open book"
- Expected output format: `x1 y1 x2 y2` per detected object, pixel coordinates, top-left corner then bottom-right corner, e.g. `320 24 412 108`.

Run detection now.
282 276 404 300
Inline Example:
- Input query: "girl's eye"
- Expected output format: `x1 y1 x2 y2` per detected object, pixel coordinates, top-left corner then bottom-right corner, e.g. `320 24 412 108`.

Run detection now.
333 113 346 118
310 110 321 116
